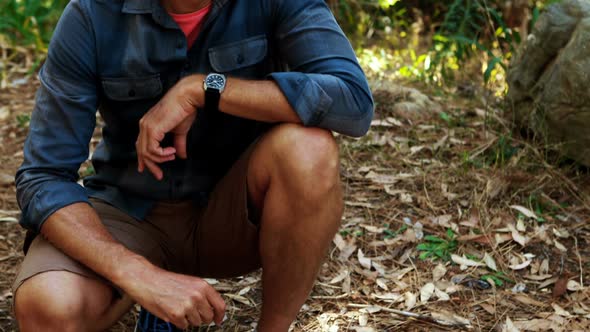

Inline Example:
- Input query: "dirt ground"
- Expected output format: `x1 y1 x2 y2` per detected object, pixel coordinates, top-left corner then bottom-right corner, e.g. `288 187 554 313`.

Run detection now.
0 72 590 332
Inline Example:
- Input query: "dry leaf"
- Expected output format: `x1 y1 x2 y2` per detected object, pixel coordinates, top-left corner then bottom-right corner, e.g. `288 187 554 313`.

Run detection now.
353 327 375 332
431 215 453 228
372 262 386 276
329 269 349 284
552 303 572 317
432 264 447 281
483 253 497 271
460 209 480 228
358 312 369 326
512 319 554 331
480 303 496 315
552 228 570 239
451 254 485 270
430 311 471 327
343 274 351 294
524 274 554 281
540 259 549 275
538 277 559 290
516 219 526 232
554 240 567 252
373 292 402 302
333 234 346 250
434 287 450 301
237 286 251 296
357 249 372 270
509 260 531 270
567 280 582 292
508 224 528 247
510 205 540 220
503 317 519 332
495 233 513 244
0 173 14 186
224 293 251 306
334 235 356 262
365 171 398 184
404 292 416 309
360 224 385 233
513 294 546 307
376 278 389 291
420 283 436 303
458 233 495 246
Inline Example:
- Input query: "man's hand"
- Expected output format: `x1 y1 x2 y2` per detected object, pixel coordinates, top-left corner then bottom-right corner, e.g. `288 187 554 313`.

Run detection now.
124 264 226 328
136 75 204 180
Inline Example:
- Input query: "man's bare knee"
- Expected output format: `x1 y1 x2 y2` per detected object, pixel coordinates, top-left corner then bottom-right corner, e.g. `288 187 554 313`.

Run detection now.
267 124 340 195
15 271 114 332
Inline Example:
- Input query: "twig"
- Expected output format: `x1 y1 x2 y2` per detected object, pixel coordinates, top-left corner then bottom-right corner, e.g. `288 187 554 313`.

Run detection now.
574 236 584 287
310 293 350 300
0 209 19 216
347 303 472 329
0 255 14 262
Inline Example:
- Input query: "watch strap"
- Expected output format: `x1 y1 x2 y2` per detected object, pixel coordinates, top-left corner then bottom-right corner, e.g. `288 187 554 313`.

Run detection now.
204 87 220 113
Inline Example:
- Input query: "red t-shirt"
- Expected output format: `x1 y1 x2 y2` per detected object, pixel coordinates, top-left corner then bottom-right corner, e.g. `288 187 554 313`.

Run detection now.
169 4 212 49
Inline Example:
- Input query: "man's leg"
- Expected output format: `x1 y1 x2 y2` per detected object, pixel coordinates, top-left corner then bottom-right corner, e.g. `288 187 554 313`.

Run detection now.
15 270 132 332
12 199 165 331
248 123 344 332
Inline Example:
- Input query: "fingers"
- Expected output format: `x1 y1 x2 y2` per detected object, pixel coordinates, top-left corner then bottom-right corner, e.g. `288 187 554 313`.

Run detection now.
185 307 202 328
144 159 164 181
136 132 176 179
197 304 215 325
174 134 188 159
206 288 226 325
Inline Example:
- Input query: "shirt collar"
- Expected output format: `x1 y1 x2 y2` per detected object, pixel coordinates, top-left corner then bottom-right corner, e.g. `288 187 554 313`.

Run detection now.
121 0 228 14
121 0 154 14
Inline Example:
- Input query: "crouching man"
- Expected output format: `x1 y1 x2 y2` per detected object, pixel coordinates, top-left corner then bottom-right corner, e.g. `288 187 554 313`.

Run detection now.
12 0 374 330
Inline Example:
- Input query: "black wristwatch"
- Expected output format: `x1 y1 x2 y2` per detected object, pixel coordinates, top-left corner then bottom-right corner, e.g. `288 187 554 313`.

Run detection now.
203 73 226 112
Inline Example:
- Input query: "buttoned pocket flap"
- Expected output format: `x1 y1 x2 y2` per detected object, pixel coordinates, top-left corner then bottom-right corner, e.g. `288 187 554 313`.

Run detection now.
209 35 268 73
101 74 163 101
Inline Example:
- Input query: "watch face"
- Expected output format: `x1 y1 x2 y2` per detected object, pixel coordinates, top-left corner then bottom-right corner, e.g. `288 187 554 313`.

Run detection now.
205 73 226 92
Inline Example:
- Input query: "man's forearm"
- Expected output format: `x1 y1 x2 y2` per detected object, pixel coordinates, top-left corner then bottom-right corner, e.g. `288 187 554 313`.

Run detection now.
40 202 152 290
184 75 300 124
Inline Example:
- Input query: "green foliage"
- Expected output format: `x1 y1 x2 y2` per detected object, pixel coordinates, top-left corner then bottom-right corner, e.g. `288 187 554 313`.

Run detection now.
337 0 562 85
16 113 30 128
464 134 521 169
486 135 520 167
0 0 68 52
417 229 458 261
481 271 513 287
430 0 522 83
383 224 407 239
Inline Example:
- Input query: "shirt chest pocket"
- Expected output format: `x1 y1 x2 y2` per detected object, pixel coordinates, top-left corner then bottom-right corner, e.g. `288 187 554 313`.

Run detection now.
208 35 268 78
101 74 163 102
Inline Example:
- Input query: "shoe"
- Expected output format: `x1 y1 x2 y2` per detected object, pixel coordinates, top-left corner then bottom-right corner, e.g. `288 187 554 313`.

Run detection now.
134 307 183 332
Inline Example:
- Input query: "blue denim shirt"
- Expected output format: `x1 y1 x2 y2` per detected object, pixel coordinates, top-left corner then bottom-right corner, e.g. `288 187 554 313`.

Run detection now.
15 0 374 233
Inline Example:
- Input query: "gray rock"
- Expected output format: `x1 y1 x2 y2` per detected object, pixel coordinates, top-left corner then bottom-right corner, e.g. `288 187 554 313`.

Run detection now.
507 0 590 166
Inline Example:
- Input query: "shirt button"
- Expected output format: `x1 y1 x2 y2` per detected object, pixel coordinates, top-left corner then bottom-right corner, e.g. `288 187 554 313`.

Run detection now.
176 40 184 49
236 54 244 64
128 89 136 97
183 62 190 70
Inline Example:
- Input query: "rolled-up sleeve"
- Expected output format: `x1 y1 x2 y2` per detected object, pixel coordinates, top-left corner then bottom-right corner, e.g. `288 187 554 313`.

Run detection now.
268 0 374 137
16 0 98 232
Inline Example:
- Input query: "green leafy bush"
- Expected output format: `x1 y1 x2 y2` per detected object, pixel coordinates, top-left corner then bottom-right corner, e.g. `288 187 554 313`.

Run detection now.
0 0 68 52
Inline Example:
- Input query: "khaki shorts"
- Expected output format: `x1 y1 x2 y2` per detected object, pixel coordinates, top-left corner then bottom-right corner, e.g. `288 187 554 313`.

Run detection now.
12 145 261 296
